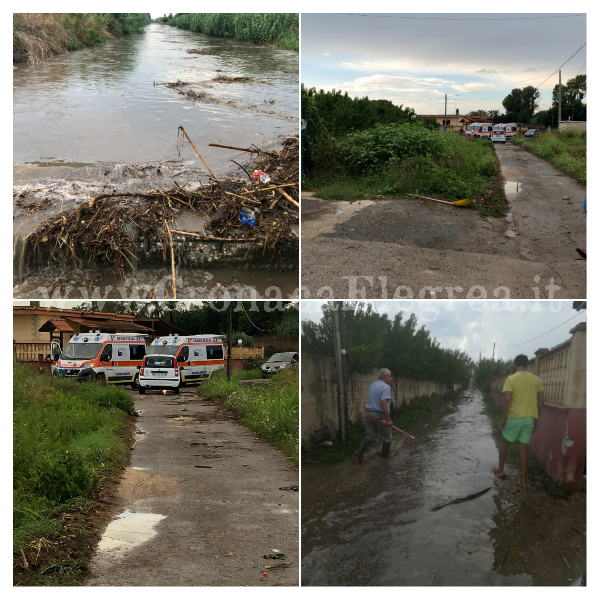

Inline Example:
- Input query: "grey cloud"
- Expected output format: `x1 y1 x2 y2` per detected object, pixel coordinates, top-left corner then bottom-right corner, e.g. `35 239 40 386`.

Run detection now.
475 69 499 74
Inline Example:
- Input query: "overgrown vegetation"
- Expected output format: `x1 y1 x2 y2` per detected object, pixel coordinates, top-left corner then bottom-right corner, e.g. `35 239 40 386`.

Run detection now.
13 365 134 583
168 13 298 51
305 391 458 465
512 129 586 184
473 357 513 393
302 86 506 214
482 393 571 499
199 368 299 462
302 303 473 385
13 13 150 63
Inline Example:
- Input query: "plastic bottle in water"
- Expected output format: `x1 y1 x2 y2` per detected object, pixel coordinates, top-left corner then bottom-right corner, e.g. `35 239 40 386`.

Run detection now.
238 209 256 228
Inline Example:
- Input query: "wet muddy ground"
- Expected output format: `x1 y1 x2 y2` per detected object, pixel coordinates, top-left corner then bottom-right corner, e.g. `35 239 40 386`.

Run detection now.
301 387 585 586
86 387 298 586
301 141 585 298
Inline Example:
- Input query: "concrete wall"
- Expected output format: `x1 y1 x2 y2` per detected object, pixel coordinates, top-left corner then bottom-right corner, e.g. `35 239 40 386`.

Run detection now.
301 354 459 445
489 322 586 489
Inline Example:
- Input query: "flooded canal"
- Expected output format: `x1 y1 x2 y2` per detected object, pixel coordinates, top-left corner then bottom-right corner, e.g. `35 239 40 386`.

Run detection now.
13 23 298 167
13 23 298 298
301 387 536 586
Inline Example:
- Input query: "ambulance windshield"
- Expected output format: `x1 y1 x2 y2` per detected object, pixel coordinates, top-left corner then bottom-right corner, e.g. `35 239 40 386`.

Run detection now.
60 343 102 360
148 345 178 356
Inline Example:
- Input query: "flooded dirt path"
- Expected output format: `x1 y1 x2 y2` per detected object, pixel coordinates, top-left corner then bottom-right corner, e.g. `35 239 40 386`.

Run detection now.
301 387 583 586
86 388 298 586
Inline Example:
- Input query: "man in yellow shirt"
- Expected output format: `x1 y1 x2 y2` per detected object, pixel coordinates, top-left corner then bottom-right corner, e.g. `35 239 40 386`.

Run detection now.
493 354 545 486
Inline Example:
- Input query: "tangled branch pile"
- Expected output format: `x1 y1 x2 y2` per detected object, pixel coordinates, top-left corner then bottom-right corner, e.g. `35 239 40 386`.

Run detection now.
31 136 299 276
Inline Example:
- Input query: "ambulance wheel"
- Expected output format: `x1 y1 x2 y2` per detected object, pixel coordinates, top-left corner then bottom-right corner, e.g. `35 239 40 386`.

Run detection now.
131 374 140 390
138 386 146 395
173 386 180 395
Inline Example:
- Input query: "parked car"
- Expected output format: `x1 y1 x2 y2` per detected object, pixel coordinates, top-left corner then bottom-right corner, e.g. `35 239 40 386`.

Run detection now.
261 352 299 378
525 128 540 137
491 130 507 144
139 354 181 394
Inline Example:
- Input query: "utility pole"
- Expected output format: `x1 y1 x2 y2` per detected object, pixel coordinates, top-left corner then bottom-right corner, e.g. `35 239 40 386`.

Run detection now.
519 92 523 132
332 301 347 444
444 94 447 131
492 343 495 360
558 69 562 125
226 302 232 381
338 302 349 437
479 351 482 362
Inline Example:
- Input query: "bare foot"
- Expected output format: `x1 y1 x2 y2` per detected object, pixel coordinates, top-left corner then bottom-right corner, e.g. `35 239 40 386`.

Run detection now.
493 467 506 479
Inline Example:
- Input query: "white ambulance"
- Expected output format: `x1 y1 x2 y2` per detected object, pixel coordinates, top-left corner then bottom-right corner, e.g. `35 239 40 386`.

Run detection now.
465 122 480 136
504 123 519 138
146 334 226 384
50 332 148 388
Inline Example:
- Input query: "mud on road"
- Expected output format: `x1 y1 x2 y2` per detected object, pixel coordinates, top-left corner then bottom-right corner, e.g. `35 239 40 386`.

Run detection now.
85 387 299 586
301 141 585 299
301 387 585 586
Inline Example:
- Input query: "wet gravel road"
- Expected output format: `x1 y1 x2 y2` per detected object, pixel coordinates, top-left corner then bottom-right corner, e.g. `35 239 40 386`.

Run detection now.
86 388 298 586
301 387 533 586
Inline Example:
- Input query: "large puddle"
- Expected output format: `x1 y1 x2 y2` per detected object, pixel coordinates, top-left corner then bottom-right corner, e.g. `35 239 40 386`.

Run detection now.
301 387 534 586
96 510 166 558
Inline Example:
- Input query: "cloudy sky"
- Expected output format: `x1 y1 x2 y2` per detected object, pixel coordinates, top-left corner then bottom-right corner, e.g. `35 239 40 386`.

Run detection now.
300 301 586 363
302 13 586 115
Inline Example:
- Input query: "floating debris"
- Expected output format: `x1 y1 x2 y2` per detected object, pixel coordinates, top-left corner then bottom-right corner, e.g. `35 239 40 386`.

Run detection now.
29 135 299 279
187 48 220 56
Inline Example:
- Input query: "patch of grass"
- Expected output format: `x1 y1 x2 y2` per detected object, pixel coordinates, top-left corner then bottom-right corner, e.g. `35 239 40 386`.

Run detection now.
13 13 150 63
13 364 134 560
305 129 508 216
511 130 586 183
481 393 571 499
304 391 458 466
169 13 298 51
199 368 298 462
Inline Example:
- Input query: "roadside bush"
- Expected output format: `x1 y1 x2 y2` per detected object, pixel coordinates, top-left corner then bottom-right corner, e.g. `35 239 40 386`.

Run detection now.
342 123 444 174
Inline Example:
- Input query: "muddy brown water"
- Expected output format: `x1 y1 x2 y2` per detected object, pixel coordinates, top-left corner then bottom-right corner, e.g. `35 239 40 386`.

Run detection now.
13 23 298 297
13 23 298 167
301 387 534 586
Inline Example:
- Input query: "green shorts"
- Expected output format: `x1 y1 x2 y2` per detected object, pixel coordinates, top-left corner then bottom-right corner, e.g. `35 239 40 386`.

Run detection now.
502 417 535 444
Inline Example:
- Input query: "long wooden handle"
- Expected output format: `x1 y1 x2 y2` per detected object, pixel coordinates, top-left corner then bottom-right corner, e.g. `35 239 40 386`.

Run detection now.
405 193 453 206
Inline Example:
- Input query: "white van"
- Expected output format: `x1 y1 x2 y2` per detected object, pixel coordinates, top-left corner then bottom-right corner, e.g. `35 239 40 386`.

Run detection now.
465 122 480 136
51 332 148 388
468 124 494 139
504 123 519 138
147 334 226 384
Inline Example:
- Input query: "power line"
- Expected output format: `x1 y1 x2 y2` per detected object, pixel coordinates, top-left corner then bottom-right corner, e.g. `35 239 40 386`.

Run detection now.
240 302 278 332
344 13 585 21
499 310 585 349
535 42 587 90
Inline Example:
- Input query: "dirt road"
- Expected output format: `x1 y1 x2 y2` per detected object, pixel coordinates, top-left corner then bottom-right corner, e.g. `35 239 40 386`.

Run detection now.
85 388 299 586
301 387 585 586
301 143 585 298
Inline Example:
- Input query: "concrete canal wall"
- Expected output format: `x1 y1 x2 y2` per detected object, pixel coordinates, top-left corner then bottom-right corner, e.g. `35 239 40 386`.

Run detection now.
301 354 461 445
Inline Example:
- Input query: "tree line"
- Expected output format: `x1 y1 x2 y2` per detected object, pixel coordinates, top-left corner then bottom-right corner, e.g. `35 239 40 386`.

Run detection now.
301 303 473 385
70 301 299 342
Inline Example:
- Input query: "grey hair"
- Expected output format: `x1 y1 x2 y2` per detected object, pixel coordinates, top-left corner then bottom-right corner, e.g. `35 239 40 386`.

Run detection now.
378 368 391 380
